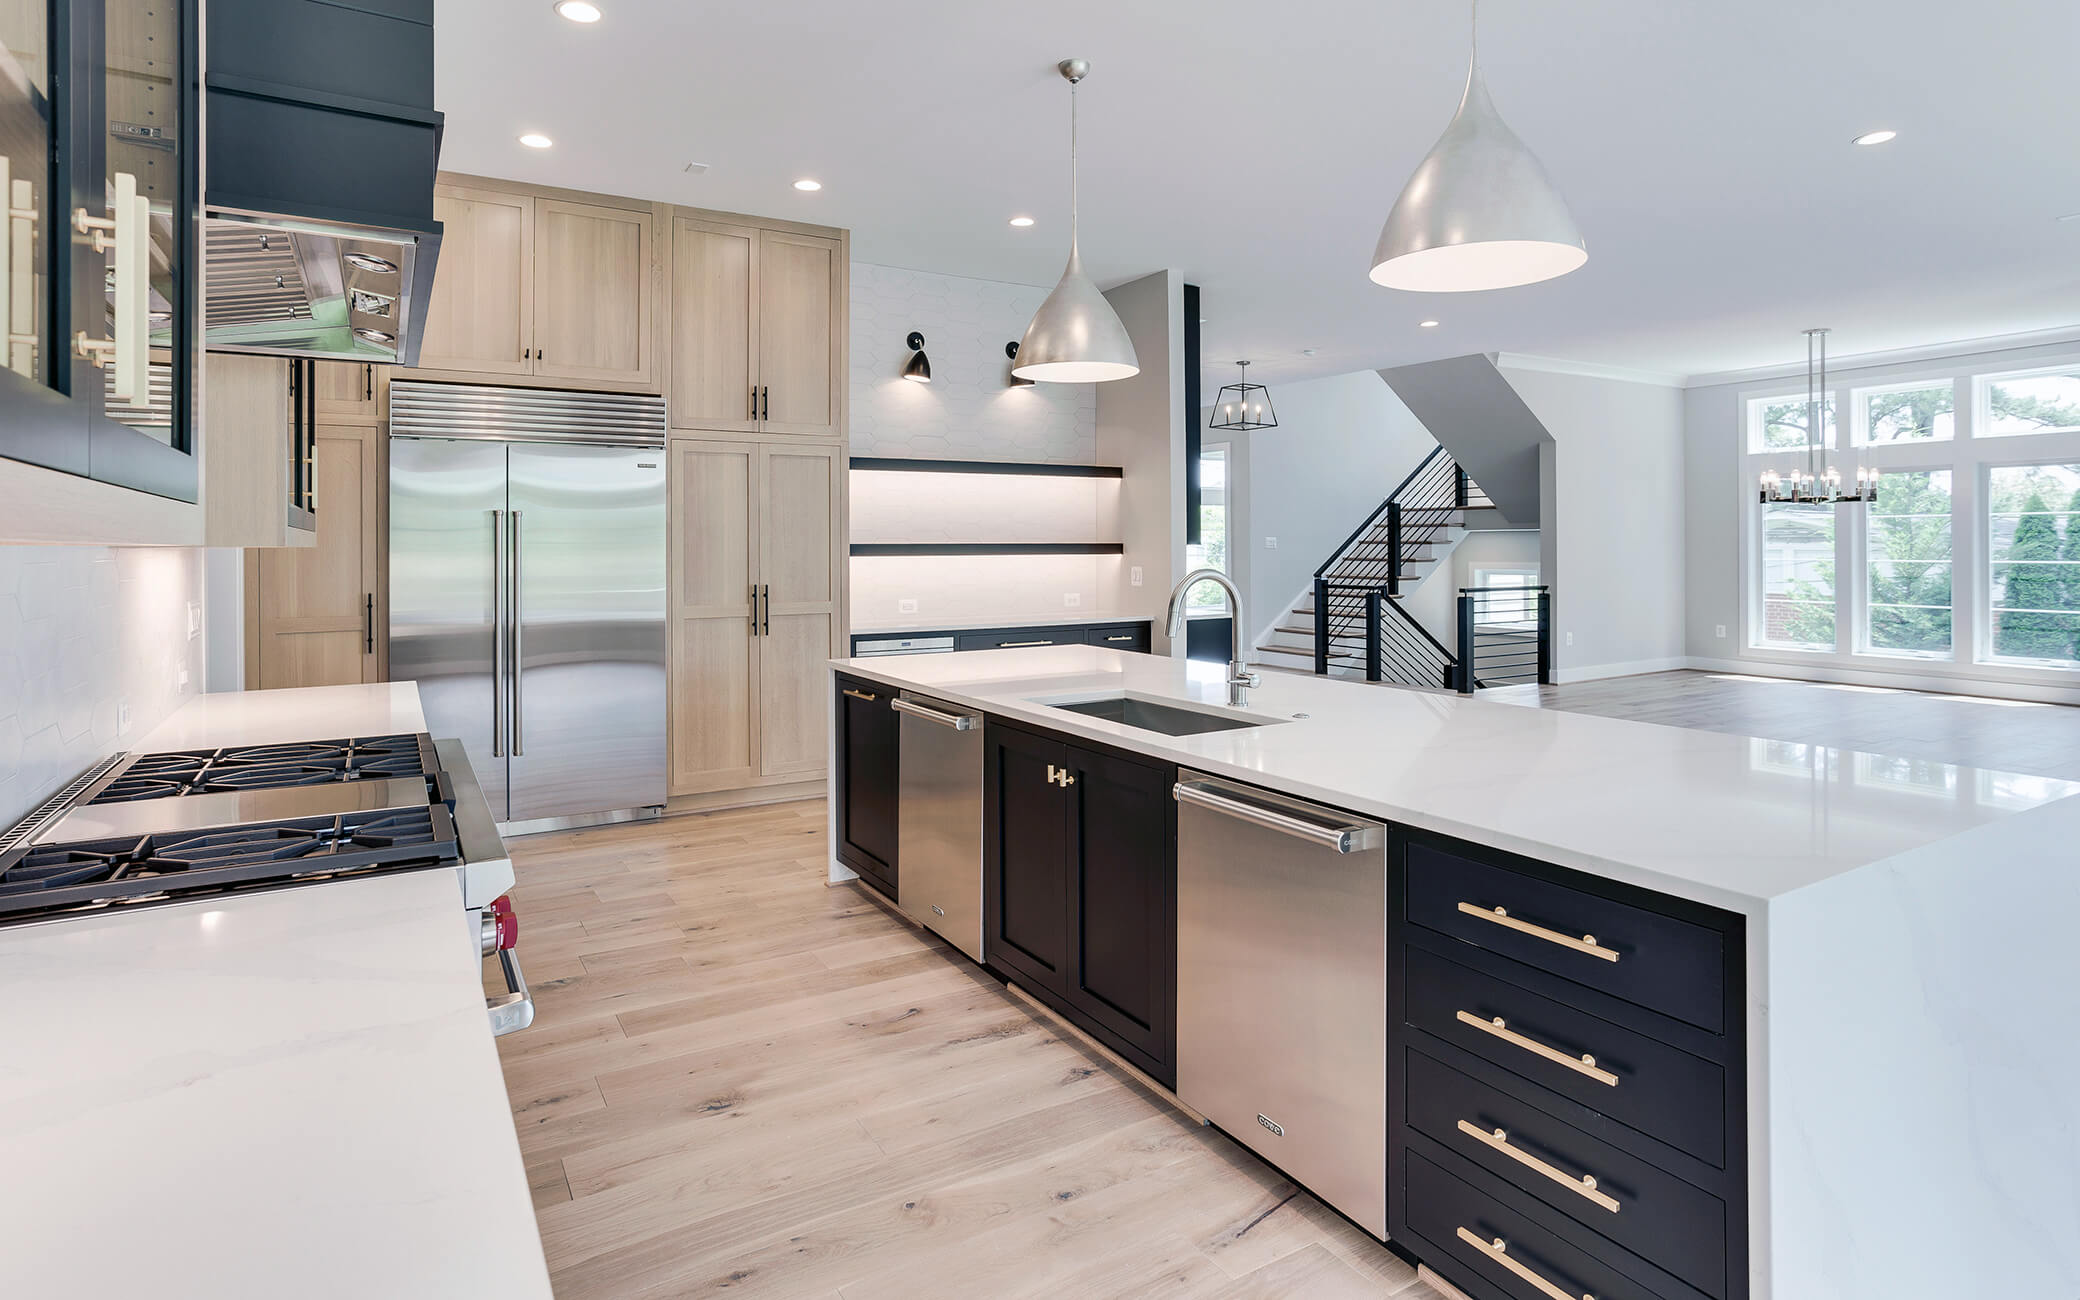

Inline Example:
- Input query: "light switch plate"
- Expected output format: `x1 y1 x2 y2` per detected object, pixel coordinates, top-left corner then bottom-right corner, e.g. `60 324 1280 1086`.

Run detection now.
897 598 919 614
117 698 131 735
1130 566 1144 587
1264 537 1278 550
187 601 202 639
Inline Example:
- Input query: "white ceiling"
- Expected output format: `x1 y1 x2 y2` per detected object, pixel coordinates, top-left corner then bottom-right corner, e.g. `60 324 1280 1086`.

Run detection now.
433 0 2080 387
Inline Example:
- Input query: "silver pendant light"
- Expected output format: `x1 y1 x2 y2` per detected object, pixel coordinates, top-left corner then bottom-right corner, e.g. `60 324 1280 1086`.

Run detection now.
1013 59 1140 384
1369 0 1587 293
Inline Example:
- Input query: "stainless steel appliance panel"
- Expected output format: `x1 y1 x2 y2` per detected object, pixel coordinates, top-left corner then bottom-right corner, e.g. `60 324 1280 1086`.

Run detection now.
1173 771 1389 1238
854 636 956 657
505 443 667 821
389 437 510 819
894 693 984 963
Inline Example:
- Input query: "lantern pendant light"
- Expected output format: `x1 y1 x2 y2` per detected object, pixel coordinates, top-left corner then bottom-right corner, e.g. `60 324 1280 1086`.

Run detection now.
1013 59 1140 384
1208 361 1278 431
1369 0 1587 293
1758 329 1877 505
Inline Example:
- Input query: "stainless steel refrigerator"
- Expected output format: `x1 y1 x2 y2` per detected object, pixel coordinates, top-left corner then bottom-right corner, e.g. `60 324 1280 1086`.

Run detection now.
388 382 668 826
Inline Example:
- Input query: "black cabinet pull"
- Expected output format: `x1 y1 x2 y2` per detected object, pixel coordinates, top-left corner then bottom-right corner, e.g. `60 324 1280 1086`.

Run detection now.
750 385 757 420
364 594 374 654
364 364 373 400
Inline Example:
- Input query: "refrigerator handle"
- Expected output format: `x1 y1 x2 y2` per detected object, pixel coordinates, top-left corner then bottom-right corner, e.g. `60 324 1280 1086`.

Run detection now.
491 509 506 758
510 509 525 757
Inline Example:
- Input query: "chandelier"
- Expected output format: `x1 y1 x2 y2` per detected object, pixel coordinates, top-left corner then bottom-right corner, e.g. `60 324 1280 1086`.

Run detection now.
1208 361 1277 431
1758 329 1876 505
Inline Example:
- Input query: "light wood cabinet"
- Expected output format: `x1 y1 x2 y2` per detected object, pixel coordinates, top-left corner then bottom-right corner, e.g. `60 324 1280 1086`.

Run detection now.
313 360 383 423
669 438 841 795
245 422 384 689
202 352 313 549
670 221 843 438
412 179 659 391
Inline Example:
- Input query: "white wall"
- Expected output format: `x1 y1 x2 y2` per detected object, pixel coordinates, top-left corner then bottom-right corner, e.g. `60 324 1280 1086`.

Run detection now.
1685 333 2080 701
0 545 204 824
1243 370 1438 643
1500 364 1687 680
1097 270 1185 646
849 262 1095 462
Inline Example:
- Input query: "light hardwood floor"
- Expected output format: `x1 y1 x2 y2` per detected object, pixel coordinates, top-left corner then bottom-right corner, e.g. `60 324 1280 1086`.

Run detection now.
1484 669 2080 780
489 802 1442 1299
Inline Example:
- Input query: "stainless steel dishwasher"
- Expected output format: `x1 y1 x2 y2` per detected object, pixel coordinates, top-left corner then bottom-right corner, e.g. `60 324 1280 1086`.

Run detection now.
893 693 985 962
1173 770 1389 1238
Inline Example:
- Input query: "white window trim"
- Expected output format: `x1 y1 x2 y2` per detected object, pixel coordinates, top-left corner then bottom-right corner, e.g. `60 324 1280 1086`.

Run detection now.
1735 354 2080 689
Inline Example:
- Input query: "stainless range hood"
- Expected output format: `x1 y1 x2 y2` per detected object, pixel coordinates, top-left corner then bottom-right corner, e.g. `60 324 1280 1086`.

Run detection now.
202 0 445 367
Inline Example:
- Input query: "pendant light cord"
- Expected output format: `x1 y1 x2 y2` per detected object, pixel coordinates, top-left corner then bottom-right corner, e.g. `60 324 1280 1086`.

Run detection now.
1069 81 1080 253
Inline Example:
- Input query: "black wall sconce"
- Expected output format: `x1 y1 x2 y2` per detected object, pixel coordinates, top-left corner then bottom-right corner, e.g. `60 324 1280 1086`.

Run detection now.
902 331 932 383
1005 341 1033 387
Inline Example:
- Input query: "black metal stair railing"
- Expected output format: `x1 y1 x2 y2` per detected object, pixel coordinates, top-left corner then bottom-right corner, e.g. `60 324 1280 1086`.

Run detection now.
1452 585 1553 692
1307 448 1492 687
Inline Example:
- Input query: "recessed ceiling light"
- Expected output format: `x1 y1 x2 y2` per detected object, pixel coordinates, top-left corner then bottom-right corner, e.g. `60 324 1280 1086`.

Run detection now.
554 1 602 21
518 133 553 149
1301 348 1318 357
1851 129 1897 146
1008 216 1035 228
1419 319 1441 328
793 178 822 192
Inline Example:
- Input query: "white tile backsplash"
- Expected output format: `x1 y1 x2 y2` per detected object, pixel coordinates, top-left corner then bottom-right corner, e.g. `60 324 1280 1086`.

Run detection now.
0 545 202 825
851 263 1097 463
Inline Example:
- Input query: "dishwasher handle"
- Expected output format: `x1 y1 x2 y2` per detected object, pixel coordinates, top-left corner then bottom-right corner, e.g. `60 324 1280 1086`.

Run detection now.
1173 779 1384 854
892 697 979 731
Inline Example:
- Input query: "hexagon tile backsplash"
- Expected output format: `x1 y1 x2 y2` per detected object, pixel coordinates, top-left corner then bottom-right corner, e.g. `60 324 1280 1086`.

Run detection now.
0 545 203 826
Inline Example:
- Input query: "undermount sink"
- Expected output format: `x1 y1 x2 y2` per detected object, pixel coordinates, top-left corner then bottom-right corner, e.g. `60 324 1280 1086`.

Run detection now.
1040 694 1277 737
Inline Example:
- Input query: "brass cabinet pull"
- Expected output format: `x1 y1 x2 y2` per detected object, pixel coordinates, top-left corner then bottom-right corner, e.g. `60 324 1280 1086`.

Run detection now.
1103 634 1133 642
1454 1228 1594 1300
998 639 1054 648
1046 764 1077 788
1455 1010 1618 1087
842 688 878 702
1454 1120 1619 1213
1458 901 1619 962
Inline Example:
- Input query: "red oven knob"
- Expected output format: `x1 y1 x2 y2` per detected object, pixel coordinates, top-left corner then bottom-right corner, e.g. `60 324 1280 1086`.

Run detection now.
490 894 519 951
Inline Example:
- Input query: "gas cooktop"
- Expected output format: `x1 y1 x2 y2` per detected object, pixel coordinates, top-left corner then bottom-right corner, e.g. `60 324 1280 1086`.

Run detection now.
86 735 437 803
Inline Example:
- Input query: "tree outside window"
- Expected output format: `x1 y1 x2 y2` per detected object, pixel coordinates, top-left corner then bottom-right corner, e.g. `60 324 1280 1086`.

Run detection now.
1988 465 2080 664
1866 470 1952 656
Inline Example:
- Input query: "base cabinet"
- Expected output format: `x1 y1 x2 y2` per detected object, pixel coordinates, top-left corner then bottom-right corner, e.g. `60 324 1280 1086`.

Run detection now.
834 675 898 899
984 718 1176 1087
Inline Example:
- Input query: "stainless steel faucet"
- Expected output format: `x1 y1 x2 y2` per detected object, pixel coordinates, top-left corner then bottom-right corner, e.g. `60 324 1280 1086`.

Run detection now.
1165 568 1261 707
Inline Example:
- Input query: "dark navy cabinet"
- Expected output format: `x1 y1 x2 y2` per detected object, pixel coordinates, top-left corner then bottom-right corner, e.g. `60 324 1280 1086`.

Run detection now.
833 675 899 900
1388 826 1748 1300
0 0 202 502
851 619 1152 656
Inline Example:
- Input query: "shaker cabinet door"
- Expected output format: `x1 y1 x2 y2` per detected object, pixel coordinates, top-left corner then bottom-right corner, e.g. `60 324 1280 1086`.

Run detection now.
417 183 534 376
532 197 653 389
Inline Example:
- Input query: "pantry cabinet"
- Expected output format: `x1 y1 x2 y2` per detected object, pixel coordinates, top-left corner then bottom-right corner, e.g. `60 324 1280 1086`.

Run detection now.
670 217 843 438
411 178 661 392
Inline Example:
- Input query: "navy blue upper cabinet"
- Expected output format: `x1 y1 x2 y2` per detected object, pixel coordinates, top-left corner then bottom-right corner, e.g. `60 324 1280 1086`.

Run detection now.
0 0 199 503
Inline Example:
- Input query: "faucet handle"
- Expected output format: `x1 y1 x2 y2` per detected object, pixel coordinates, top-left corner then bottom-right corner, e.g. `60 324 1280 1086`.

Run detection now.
1232 668 1261 687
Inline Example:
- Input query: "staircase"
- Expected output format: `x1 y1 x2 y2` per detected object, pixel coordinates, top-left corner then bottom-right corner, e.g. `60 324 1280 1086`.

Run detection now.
1255 448 1494 686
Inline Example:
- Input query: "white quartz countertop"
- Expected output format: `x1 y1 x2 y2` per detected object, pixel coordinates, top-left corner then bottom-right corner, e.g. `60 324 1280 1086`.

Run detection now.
0 870 552 1299
850 610 1154 636
135 681 428 752
831 646 2080 910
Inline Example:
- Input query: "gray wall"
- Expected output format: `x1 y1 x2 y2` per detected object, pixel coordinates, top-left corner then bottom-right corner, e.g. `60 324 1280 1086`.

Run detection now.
1499 364 1687 679
1379 354 1549 526
1098 270 1186 648
1242 370 1438 644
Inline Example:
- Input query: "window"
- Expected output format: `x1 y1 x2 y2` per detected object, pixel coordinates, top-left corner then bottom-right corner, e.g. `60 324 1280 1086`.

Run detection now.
1865 469 1952 657
1759 502 1836 650
1856 381 1953 445
1983 368 2080 439
1183 445 1229 613
1986 463 2080 666
1471 566 1539 627
1747 394 1835 453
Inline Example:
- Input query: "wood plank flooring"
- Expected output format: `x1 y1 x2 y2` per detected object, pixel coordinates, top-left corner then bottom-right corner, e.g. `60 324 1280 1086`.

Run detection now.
1483 669 2080 781
489 802 1440 1299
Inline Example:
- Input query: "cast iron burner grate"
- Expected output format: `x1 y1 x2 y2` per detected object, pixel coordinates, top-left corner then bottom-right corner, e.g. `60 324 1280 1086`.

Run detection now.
0 804 459 923
89 735 437 803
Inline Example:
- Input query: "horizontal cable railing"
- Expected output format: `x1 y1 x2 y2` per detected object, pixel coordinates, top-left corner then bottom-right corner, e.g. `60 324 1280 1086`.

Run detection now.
1452 586 1552 692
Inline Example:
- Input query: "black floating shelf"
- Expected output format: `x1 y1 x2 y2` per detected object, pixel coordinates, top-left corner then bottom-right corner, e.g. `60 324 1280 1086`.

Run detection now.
849 457 1123 479
850 543 1126 557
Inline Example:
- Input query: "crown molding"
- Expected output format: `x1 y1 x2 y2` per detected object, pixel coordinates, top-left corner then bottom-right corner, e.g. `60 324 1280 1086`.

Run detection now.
1683 323 2080 389
1492 352 1687 388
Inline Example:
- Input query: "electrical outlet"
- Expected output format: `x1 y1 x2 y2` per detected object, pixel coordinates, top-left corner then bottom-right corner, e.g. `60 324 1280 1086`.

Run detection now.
1716 624 1727 638
897 598 919 615
1130 566 1144 587
1063 592 1081 607
178 668 189 690
186 600 202 640
1565 631 1575 647
1264 536 1279 550
117 698 131 735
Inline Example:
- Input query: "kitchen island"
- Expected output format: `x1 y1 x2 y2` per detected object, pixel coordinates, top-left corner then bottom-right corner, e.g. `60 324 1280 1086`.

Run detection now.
826 645 2080 1300
0 683 552 1300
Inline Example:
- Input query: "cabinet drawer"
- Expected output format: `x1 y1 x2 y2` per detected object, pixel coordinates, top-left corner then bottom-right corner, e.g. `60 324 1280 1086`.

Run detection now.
1406 835 1727 1034
1405 945 1726 1168
1405 1048 1728 1296
1404 1147 1712 1300
958 629 1074 651
1084 623 1150 651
